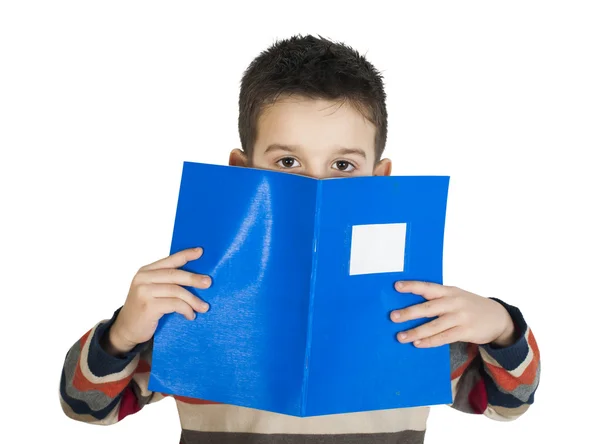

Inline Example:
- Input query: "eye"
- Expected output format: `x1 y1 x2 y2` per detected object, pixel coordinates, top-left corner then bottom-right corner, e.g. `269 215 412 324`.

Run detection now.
276 157 300 168
332 160 356 172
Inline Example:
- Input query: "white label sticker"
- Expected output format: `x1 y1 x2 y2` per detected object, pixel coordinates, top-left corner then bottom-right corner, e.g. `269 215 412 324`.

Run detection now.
349 223 407 275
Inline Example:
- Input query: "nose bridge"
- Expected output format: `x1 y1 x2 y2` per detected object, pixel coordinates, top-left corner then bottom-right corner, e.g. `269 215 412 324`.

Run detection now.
302 160 328 179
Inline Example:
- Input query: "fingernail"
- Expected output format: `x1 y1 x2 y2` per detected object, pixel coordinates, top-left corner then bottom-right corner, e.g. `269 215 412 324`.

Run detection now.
202 276 212 287
391 312 401 322
398 333 407 341
199 303 209 312
414 340 421 346
395 282 404 289
195 247 203 253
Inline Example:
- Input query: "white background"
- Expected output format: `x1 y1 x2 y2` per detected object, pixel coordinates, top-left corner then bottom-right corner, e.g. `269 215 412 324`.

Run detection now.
1 1 599 443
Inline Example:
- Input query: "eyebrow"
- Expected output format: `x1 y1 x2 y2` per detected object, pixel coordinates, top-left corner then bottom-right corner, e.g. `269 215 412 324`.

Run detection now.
335 147 367 159
264 144 299 154
264 144 367 159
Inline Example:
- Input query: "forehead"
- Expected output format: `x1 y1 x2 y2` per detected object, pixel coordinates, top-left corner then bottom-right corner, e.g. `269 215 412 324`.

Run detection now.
255 96 376 156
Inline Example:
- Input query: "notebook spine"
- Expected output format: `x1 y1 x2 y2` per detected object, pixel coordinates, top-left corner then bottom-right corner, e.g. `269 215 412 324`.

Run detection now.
301 180 323 416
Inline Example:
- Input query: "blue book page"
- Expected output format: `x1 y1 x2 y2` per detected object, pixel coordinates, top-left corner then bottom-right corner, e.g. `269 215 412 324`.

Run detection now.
304 175 452 416
148 162 317 416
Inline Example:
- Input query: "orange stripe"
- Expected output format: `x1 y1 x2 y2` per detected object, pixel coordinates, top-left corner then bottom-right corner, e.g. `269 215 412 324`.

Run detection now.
451 343 478 380
515 329 542 386
72 359 133 397
486 364 515 391
527 329 541 362
79 329 92 350
485 332 541 392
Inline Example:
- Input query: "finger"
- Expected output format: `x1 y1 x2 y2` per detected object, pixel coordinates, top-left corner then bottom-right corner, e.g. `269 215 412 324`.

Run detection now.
396 313 459 344
140 247 204 272
412 326 464 348
394 280 450 300
137 268 212 290
153 297 197 321
141 283 209 313
390 297 453 323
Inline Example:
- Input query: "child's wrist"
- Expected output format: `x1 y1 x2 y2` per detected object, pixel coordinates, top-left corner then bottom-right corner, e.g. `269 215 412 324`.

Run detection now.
102 323 136 357
490 310 517 348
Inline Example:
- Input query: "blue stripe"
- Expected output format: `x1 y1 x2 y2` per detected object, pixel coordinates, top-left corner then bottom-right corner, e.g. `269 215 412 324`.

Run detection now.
481 298 530 371
482 370 536 408
59 367 122 420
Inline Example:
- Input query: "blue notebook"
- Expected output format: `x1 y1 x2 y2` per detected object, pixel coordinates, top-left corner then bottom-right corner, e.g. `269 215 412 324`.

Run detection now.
148 161 452 417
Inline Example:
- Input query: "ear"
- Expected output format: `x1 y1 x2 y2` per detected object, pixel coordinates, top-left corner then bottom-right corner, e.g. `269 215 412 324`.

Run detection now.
229 149 248 167
373 158 392 176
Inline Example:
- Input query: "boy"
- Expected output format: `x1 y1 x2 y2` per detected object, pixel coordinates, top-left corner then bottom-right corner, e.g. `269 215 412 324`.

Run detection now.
59 35 540 443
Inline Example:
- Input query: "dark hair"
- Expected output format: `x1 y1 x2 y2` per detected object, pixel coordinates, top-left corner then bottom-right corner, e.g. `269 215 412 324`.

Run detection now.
238 34 388 161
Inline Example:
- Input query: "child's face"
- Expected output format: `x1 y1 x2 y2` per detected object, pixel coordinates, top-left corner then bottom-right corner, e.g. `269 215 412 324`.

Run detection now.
229 96 391 178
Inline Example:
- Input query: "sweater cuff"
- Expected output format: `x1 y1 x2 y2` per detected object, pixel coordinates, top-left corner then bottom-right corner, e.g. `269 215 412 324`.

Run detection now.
480 298 530 371
87 307 148 377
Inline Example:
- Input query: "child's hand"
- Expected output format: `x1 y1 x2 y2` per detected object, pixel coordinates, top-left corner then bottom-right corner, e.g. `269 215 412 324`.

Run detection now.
106 247 211 355
390 281 516 348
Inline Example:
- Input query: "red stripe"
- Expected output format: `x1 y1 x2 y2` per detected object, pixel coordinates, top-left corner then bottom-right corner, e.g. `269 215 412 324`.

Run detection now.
137 359 151 373
173 395 222 405
468 378 488 414
118 386 142 421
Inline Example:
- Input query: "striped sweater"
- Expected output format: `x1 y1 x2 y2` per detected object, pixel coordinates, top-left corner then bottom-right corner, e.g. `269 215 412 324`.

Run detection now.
59 298 540 443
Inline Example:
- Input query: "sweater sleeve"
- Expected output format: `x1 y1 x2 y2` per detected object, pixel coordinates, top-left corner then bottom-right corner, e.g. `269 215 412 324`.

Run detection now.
449 298 541 420
59 308 164 425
